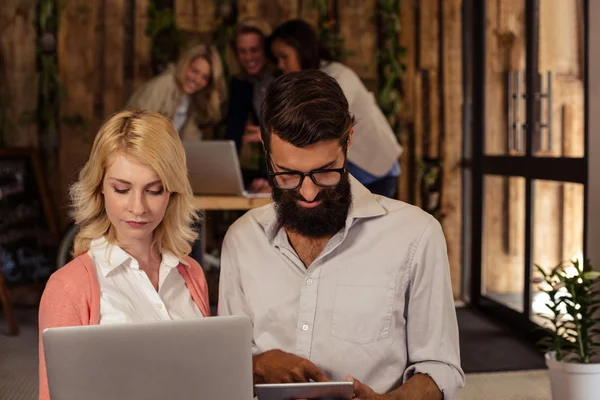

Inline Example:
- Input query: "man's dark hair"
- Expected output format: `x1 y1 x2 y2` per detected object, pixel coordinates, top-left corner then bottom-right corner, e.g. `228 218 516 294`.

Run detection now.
260 70 355 151
266 19 332 70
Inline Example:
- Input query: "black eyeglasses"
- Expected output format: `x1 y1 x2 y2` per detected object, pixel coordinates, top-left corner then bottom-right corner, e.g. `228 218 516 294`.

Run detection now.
266 153 346 190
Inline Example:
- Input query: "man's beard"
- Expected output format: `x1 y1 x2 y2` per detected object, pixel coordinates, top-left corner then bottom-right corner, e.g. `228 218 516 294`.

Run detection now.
272 173 352 238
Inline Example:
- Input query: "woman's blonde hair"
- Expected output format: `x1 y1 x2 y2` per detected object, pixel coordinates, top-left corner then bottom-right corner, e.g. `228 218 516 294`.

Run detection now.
175 44 227 127
70 109 199 259
228 17 274 78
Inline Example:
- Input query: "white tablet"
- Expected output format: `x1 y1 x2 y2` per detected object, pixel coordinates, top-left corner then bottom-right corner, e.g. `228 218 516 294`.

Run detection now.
254 381 354 400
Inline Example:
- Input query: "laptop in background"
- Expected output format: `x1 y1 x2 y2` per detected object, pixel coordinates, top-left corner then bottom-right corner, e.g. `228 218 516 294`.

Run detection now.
183 140 271 198
43 316 254 400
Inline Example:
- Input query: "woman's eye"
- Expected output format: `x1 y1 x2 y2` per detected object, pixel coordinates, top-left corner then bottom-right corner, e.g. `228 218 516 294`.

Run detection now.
113 187 128 194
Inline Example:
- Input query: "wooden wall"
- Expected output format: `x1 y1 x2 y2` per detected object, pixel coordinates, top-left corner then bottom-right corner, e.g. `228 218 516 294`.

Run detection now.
400 0 464 298
0 0 38 148
0 0 466 299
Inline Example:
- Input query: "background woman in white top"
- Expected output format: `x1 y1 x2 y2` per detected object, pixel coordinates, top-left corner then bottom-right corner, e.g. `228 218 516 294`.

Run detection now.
38 110 210 400
127 44 227 141
268 19 403 198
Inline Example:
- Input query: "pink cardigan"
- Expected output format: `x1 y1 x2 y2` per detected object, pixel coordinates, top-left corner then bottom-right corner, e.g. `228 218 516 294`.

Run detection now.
38 253 210 400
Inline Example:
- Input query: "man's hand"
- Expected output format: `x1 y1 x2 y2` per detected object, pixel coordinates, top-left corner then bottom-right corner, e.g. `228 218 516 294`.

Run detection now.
347 373 443 400
347 376 392 400
252 349 330 384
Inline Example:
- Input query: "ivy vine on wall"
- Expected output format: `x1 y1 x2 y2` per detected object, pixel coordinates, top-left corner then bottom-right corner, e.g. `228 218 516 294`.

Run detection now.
147 1 183 75
37 0 61 150
376 0 406 137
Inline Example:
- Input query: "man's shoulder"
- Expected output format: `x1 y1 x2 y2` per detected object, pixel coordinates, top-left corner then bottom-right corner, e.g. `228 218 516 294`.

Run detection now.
224 203 275 240
371 195 438 233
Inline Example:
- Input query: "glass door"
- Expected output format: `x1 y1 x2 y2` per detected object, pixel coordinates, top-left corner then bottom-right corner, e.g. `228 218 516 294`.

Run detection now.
469 0 587 332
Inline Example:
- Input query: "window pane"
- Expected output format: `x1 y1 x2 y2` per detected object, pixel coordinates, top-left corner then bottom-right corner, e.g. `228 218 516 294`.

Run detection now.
531 180 584 325
482 175 526 311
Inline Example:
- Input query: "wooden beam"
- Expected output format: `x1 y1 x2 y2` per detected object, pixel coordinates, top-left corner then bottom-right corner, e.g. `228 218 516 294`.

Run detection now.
58 0 99 223
413 71 423 209
104 0 126 116
441 0 463 299
134 0 152 90
399 0 415 120
426 69 441 159
237 0 300 26
338 0 377 79
175 0 215 33
398 0 416 203
0 0 38 148
419 0 439 70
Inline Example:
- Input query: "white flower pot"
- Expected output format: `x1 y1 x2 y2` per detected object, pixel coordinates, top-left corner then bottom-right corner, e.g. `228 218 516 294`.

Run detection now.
545 352 600 400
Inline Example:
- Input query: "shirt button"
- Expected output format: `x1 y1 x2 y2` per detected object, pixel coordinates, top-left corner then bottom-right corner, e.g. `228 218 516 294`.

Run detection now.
306 278 313 285
157 304 163 309
302 324 309 331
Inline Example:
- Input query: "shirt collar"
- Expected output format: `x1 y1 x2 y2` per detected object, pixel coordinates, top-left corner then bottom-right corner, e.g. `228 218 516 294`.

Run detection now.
89 237 188 277
255 175 387 244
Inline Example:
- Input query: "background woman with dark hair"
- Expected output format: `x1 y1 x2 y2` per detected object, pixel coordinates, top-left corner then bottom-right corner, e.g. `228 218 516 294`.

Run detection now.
267 19 403 198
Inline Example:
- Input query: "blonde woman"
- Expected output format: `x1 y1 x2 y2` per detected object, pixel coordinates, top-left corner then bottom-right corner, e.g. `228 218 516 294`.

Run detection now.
127 44 227 141
38 110 210 400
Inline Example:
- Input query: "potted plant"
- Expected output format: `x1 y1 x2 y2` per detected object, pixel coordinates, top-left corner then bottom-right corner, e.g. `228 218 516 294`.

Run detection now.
534 259 600 400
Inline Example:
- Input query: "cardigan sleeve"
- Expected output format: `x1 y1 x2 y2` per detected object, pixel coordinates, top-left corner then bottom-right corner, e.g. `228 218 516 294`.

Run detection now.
38 269 89 400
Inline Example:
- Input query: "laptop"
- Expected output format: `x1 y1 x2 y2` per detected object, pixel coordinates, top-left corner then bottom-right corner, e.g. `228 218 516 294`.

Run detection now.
183 140 271 198
42 316 254 400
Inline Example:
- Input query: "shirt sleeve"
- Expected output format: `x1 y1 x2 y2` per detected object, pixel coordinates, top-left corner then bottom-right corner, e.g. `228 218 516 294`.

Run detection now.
402 217 465 399
217 231 257 352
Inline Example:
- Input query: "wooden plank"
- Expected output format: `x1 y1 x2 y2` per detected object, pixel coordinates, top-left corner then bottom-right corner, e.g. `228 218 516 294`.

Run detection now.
277 0 301 21
237 0 300 26
441 0 463 299
398 0 415 203
427 70 441 158
134 0 152 90
413 71 423 209
0 0 38 148
419 0 439 70
104 0 126 116
399 0 415 121
58 0 98 225
561 104 584 263
538 0 580 76
338 0 377 79
175 0 216 33
300 0 320 28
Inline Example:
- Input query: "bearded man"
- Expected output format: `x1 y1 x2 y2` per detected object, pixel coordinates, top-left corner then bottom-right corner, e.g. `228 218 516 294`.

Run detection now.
218 70 464 400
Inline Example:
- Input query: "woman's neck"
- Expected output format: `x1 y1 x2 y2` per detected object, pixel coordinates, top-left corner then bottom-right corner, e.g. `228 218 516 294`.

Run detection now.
119 236 160 269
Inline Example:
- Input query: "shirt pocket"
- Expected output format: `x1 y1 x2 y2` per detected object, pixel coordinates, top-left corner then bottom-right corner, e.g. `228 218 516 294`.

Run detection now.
331 283 395 344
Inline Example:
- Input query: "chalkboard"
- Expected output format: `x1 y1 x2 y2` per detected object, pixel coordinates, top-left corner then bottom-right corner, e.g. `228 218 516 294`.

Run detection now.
0 149 58 288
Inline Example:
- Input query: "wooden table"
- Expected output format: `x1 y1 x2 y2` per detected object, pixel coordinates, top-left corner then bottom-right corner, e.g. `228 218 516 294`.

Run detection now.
193 195 272 211
193 195 272 269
